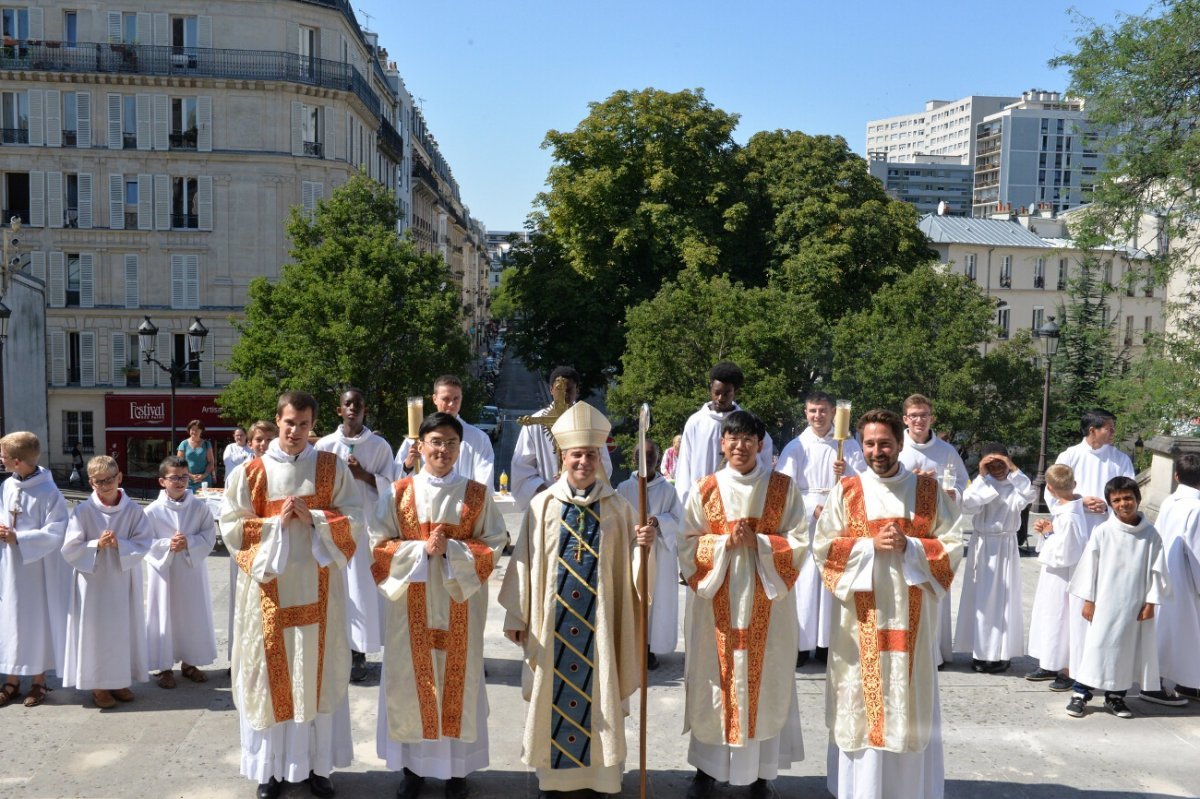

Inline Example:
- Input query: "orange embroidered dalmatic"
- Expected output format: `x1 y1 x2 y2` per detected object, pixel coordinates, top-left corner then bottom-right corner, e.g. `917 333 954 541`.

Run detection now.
813 467 962 754
679 466 809 747
370 472 507 744
219 448 361 731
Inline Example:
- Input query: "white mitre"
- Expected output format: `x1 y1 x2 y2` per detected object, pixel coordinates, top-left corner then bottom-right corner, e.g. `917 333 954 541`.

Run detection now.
551 401 611 450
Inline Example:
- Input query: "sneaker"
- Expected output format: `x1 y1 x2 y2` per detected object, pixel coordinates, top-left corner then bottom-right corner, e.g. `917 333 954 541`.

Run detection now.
1049 675 1074 692
1176 685 1200 701
1137 689 1188 707
1025 668 1059 681
1066 694 1087 717
1105 696 1134 718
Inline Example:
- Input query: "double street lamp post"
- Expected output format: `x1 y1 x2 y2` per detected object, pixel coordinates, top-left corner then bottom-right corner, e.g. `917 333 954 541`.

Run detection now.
1030 316 1062 515
138 316 209 459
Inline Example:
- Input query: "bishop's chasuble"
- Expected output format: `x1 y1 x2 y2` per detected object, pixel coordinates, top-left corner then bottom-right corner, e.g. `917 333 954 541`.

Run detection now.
814 465 961 799
370 471 507 777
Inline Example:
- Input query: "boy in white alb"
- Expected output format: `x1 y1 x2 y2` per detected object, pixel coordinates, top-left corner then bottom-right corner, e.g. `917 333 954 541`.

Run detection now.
0 431 70 708
61 456 154 708
145 455 217 689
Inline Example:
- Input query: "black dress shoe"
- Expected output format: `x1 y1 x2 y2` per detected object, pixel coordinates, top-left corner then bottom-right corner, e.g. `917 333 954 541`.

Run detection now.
814 646 829 663
256 778 281 799
796 650 809 668
444 776 469 799
985 660 1011 674
971 659 988 673
647 652 659 671
749 778 774 798
308 771 335 798
687 769 716 799
350 650 369 682
397 768 424 799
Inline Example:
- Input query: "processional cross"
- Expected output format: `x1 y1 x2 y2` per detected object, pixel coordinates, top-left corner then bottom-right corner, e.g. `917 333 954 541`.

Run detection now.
516 376 572 480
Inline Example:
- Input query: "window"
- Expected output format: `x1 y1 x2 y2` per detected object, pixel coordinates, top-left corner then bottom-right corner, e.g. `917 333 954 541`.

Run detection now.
299 24 318 79
173 333 200 386
1034 258 1046 289
302 104 322 157
62 92 77 147
1102 260 1113 286
67 331 81 384
1 7 28 41
123 95 136 148
66 253 80 305
1 90 29 145
64 174 79 227
170 97 197 150
172 15 197 51
1124 315 1135 347
63 11 77 46
171 177 197 229
63 411 94 454
1145 316 1154 341
1032 307 1045 331
3 171 29 223
121 12 136 43
1057 258 1068 290
964 253 977 281
997 308 1010 340
999 255 1012 288
124 180 138 229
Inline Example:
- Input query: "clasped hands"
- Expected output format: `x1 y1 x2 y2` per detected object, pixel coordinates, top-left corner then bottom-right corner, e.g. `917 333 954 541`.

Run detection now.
97 529 119 549
169 530 188 552
425 524 449 556
279 496 314 528
873 520 907 553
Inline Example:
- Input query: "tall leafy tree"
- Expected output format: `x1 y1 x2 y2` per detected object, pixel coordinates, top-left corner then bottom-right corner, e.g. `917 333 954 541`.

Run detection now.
219 173 471 439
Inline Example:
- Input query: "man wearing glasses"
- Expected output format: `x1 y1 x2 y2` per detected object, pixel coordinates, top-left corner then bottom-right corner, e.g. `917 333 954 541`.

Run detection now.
371 412 507 799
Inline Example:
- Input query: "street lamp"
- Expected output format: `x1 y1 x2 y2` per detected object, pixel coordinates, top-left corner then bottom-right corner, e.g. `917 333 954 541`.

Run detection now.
0 299 10 438
1030 316 1061 515
139 315 208 459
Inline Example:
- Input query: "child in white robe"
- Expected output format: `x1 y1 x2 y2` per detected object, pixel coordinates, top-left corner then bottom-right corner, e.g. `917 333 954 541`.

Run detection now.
1066 476 1167 719
145 455 217 688
61 456 153 709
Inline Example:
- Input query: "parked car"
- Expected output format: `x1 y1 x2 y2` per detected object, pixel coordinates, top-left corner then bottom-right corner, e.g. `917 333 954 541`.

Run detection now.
477 405 500 440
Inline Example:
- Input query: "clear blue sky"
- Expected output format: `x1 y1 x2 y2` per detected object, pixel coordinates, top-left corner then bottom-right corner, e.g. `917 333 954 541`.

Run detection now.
354 0 1146 231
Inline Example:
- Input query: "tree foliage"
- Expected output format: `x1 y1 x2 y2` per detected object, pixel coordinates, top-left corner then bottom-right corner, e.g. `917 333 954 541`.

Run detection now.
219 173 471 438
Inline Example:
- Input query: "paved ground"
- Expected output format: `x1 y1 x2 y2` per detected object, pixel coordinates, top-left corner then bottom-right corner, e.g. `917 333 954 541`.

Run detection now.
4 520 1199 799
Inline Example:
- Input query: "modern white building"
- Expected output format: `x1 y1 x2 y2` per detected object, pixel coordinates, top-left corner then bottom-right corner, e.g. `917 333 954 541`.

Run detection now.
865 95 1018 165
867 152 974 216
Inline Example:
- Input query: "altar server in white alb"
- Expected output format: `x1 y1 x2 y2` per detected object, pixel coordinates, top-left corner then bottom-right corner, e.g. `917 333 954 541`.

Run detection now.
510 365 611 511
1066 476 1166 720
1049 409 1133 516
616 437 683 669
144 455 218 689
316 387 394 681
680 410 807 799
221 391 361 799
371 412 508 799
396 375 496 488
61 456 154 709
675 362 773 506
954 443 1034 674
1142 453 1200 705
775 391 866 664
814 409 962 799
0 431 70 709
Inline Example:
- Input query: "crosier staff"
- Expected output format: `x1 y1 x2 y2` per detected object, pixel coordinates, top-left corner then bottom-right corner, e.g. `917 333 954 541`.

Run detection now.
636 402 650 799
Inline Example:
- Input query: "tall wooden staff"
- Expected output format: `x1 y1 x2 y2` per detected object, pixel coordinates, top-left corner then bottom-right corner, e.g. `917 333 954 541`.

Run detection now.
636 402 651 799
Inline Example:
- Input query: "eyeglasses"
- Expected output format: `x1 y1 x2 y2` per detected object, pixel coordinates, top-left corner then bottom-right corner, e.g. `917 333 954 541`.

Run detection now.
163 475 189 483
91 474 119 487
722 435 759 449
422 438 461 451
904 412 932 420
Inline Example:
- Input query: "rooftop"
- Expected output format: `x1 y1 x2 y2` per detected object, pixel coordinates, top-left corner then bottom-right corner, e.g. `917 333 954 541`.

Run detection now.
918 214 1054 248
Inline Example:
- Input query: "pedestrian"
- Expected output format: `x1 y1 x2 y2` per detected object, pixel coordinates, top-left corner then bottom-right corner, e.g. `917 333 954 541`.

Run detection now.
954 443 1034 673
222 426 253 487
1066 476 1166 719
144 455 217 690
0 431 71 708
177 419 215 491
372 412 507 799
69 443 85 486
662 434 681 482
61 456 153 709
679 410 807 799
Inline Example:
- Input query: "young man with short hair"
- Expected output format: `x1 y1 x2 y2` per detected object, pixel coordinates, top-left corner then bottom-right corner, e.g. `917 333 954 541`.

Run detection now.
1049 409 1134 517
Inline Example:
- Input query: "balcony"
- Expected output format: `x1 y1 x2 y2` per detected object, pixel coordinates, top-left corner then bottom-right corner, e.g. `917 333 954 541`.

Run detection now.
1 127 29 145
124 211 138 228
999 275 1012 289
0 41 381 120
303 140 323 157
170 129 197 150
3 208 29 224
378 117 404 160
171 213 198 229
62 129 77 147
1034 276 1045 289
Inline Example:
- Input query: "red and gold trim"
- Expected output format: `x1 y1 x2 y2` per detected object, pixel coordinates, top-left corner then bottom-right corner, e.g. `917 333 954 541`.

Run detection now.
918 538 954 591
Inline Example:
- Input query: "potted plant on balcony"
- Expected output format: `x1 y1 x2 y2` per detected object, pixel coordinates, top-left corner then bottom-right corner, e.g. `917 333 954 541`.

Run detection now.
122 361 141 381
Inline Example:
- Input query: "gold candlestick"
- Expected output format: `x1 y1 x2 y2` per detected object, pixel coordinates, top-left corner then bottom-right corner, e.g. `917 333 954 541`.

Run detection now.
833 399 852 461
406 396 424 441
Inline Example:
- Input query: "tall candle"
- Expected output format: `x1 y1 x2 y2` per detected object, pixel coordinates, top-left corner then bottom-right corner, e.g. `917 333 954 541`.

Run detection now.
833 399 852 440
407 396 424 440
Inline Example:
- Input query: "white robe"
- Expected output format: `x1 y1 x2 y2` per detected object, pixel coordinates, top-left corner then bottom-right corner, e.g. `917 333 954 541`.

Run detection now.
395 415 496 489
0 468 70 676
223 443 253 486
679 463 807 786
61 491 153 690
1150 485 1200 688
674 402 774 506
1070 514 1166 692
897 430 966 665
1027 498 1093 674
371 471 507 777
615 472 683 654
776 428 866 650
953 470 1034 661
814 466 962 799
144 490 218 670
1048 440 1134 512
317 425 394 653
510 406 612 511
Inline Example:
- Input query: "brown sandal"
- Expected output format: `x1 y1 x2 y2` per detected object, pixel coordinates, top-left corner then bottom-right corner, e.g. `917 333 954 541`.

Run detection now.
23 683 48 707
0 682 19 706
180 664 208 683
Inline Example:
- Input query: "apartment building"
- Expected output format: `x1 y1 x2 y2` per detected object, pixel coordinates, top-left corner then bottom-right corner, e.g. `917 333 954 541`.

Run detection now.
867 152 974 216
865 95 1018 165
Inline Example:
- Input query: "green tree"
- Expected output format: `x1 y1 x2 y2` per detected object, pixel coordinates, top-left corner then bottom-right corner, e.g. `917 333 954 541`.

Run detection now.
219 173 471 438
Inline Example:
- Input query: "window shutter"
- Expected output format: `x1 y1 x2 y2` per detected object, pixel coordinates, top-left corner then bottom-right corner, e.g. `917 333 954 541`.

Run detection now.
291 101 304 156
47 172 64 229
107 93 122 149
30 171 44 227
29 251 45 283
44 89 61 146
80 331 96 388
76 92 91 148
200 336 215 387
152 94 168 151
197 175 213 231
136 94 151 151
156 331 171 387
107 12 121 43
28 90 44 146
345 112 351 161
124 254 139 308
198 15 212 49
154 174 169 230
136 12 151 43
197 96 212 152
111 332 127 387
302 181 315 219
137 173 152 230
152 13 168 46
49 252 66 308
186 255 200 309
108 174 124 229
171 254 185 309
77 173 93 229
325 105 336 160
287 21 299 54
79 253 95 308
28 7 43 40
50 331 67 386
